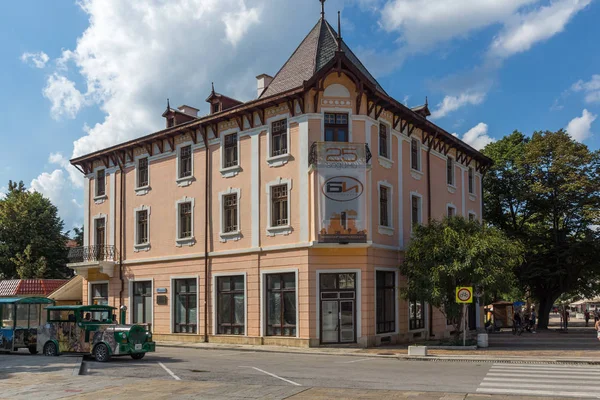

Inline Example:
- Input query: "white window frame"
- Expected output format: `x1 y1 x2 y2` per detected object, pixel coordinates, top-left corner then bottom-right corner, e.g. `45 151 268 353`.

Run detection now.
91 213 107 248
447 156 456 187
94 167 108 203
320 108 353 142
265 177 293 236
377 181 394 235
266 114 292 167
175 196 195 247
135 154 151 195
219 187 242 242
176 142 194 187
220 128 242 177
374 267 399 336
133 205 151 252
410 192 423 232
169 275 199 334
410 138 422 173
128 278 154 327
446 203 457 218
213 272 247 336
377 121 394 170
468 167 475 195
88 280 109 306
468 211 478 222
260 268 299 338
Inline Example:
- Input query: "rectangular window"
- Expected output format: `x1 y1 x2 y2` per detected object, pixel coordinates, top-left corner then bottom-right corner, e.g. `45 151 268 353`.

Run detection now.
137 157 149 188
409 300 425 330
132 281 152 324
136 209 148 245
223 194 238 233
212 103 220 114
379 186 389 227
447 157 454 185
167 117 175 128
266 273 296 336
96 169 106 197
468 167 474 194
469 213 476 222
217 275 245 335
271 185 288 227
224 133 238 168
91 283 108 320
174 278 197 333
179 145 192 178
324 113 348 142
447 206 455 217
379 124 388 158
376 271 395 334
411 139 420 171
411 196 421 230
271 119 288 156
179 202 192 239
94 218 105 247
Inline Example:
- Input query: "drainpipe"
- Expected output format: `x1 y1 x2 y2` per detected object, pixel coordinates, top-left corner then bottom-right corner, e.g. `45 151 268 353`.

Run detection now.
426 133 436 338
203 129 210 343
115 155 125 317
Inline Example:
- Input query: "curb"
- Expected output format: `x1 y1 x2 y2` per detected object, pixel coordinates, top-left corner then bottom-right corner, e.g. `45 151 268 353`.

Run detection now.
71 356 84 376
157 342 600 365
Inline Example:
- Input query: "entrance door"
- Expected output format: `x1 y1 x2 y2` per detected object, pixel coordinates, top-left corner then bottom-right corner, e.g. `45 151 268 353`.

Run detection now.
321 300 339 343
319 273 356 344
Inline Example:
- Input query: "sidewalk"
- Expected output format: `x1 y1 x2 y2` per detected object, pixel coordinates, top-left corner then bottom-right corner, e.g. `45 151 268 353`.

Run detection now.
157 316 600 364
0 372 576 400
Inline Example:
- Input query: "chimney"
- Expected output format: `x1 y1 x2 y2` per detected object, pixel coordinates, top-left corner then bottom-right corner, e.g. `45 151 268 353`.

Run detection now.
256 74 274 98
177 105 200 117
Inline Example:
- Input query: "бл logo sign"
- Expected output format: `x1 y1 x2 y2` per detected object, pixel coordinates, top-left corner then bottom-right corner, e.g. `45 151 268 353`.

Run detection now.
322 176 363 202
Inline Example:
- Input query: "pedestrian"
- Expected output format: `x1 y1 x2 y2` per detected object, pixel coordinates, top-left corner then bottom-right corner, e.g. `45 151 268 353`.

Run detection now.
531 309 537 333
596 318 600 342
564 309 569 331
585 310 590 327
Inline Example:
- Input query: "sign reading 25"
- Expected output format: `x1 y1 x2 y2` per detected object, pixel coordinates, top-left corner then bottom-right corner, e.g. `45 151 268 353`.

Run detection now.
325 147 359 162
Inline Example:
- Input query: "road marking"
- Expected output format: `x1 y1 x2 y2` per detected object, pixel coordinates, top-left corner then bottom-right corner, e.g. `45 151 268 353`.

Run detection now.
476 388 600 399
335 358 372 364
239 366 301 386
158 362 181 381
484 377 594 383
487 371 600 377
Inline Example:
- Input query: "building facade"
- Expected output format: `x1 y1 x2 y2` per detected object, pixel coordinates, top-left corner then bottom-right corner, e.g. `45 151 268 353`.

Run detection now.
68 12 491 347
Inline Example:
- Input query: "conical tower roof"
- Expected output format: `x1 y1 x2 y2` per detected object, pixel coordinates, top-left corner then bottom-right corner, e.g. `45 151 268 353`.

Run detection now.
260 17 386 98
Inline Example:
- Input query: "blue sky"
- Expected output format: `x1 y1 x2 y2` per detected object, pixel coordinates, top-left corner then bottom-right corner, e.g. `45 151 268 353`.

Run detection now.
0 0 598 231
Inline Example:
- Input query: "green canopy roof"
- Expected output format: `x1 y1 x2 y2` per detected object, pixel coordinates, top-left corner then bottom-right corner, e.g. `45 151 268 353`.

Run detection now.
0 297 55 305
45 305 116 312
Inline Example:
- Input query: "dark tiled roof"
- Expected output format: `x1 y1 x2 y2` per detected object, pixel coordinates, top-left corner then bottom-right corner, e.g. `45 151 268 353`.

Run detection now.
0 279 69 297
260 18 386 98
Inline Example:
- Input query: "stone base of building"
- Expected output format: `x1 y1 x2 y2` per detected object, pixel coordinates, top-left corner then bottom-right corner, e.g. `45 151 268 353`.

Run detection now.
154 334 311 348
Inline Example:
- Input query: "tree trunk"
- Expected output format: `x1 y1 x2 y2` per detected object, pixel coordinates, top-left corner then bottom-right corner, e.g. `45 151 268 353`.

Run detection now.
537 295 556 330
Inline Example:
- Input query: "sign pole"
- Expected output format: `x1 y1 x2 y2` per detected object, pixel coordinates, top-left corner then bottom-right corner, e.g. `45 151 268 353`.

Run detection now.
462 303 467 347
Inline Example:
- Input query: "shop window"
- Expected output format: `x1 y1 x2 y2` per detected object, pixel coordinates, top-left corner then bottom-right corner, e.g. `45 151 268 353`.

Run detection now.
266 273 296 336
174 278 197 333
217 275 245 335
376 271 395 334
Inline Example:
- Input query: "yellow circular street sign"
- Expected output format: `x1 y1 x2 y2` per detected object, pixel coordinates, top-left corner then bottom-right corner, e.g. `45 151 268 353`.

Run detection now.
456 287 473 304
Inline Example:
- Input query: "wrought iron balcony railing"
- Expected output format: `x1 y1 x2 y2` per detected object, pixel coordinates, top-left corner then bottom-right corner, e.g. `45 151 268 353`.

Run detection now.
309 142 372 167
68 245 117 264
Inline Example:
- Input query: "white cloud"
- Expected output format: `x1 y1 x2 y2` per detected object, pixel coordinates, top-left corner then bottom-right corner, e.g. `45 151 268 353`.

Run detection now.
489 0 591 59
460 123 495 150
49 152 83 188
0 186 6 200
380 0 538 50
43 74 85 120
20 51 49 68
222 2 262 46
29 170 82 229
566 109 597 142
571 75 600 104
430 91 486 119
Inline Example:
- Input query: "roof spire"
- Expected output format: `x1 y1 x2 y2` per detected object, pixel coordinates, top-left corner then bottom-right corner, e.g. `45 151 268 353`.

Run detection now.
425 96 428 106
167 98 170 109
337 11 342 51
320 0 325 18
211 82 215 94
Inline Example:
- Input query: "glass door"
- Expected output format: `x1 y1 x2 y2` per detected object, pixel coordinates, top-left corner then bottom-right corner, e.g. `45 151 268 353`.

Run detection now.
340 300 354 343
321 300 339 343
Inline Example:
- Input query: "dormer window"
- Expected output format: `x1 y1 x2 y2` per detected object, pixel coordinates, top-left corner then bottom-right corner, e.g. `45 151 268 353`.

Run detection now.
167 117 175 128
212 103 220 114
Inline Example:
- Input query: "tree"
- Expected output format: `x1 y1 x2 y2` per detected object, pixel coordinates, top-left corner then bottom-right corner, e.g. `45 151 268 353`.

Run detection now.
72 226 84 247
11 244 47 279
400 217 524 335
483 130 600 329
0 180 70 279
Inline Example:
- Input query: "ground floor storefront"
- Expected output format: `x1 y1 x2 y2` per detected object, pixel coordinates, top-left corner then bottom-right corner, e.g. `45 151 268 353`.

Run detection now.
77 248 454 347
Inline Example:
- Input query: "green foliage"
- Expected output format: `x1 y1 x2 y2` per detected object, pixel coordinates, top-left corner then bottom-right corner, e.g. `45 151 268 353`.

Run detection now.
482 130 600 328
11 244 47 279
0 180 70 279
400 217 523 332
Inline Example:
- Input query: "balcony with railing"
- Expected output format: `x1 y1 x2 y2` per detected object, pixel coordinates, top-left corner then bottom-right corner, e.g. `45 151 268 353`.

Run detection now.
67 245 118 278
